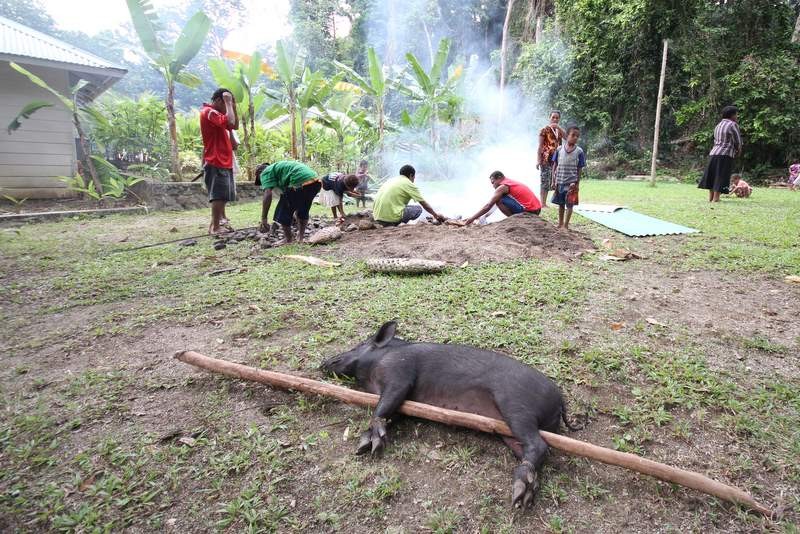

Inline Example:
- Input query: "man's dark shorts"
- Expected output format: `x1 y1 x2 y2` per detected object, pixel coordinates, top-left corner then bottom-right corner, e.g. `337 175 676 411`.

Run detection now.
274 181 322 226
500 195 541 215
376 204 423 226
204 165 236 202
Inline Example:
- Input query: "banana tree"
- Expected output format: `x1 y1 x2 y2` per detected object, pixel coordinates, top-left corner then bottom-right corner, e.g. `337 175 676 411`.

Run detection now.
295 69 343 161
395 38 462 147
271 40 307 159
314 91 372 168
208 52 268 178
334 47 388 145
6 62 103 195
126 0 211 179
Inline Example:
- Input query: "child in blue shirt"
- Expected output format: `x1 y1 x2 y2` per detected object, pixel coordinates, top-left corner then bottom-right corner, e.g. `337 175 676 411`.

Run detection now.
551 126 586 230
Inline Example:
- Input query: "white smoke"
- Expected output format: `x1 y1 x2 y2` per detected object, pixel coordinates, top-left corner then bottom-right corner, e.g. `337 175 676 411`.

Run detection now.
368 3 550 221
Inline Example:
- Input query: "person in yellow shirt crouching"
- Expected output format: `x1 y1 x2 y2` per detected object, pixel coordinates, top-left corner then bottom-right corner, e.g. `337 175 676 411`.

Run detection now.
372 165 447 226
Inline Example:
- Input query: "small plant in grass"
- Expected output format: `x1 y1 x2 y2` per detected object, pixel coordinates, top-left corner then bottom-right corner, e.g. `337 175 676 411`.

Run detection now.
424 507 462 534
540 473 569 505
742 335 788 354
1 193 28 213
443 444 479 470
548 514 568 534
365 472 404 504
577 476 610 501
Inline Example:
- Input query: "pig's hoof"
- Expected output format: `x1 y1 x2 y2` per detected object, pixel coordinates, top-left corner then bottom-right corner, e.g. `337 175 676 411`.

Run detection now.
355 419 388 455
511 461 539 509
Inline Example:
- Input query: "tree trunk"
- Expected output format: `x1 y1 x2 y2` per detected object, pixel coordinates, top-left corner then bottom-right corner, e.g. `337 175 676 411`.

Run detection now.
73 111 103 196
430 100 438 149
499 0 517 121
386 0 397 65
240 117 250 180
522 0 536 41
422 19 435 67
535 15 543 43
793 11 800 43
299 110 307 162
248 95 256 180
166 82 180 180
377 99 384 148
289 92 298 159
174 350 774 519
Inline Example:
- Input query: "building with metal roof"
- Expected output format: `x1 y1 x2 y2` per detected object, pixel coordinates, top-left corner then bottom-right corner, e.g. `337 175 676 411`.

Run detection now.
0 15 127 198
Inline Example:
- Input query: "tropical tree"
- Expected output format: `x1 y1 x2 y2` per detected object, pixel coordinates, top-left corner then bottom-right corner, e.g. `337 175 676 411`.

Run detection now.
269 40 307 159
125 0 211 179
208 52 269 178
6 62 103 194
311 85 372 167
395 38 463 147
295 69 344 161
334 47 389 145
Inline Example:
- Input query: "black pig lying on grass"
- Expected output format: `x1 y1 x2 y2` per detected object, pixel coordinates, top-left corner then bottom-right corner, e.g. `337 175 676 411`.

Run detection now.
320 321 582 508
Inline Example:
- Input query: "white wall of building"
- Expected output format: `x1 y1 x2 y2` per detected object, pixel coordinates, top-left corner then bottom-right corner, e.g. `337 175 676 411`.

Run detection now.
0 61 76 199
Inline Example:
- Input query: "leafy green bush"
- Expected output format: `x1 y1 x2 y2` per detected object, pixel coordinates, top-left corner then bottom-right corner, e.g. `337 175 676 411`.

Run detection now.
90 93 169 164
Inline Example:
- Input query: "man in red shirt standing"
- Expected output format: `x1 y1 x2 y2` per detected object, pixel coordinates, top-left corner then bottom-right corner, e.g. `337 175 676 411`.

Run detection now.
200 88 238 235
464 171 542 225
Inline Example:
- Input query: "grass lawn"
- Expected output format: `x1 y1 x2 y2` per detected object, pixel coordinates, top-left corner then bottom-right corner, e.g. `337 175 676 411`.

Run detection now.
0 181 798 532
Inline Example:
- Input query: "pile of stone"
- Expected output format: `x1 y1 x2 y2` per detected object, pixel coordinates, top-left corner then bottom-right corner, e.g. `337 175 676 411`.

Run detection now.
206 210 377 251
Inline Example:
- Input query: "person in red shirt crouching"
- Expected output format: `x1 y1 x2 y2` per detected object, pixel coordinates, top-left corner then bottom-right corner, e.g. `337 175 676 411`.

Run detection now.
464 171 542 225
200 88 238 235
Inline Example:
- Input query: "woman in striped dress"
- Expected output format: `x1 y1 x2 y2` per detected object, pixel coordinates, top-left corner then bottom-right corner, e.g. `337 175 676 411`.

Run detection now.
699 106 742 203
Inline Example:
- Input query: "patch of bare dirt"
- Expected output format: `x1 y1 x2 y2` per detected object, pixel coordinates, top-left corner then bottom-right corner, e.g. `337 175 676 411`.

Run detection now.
327 213 596 264
583 263 800 379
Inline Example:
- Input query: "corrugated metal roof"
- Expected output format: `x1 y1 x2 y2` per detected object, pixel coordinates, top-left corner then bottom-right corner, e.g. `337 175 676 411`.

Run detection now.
0 15 125 72
574 207 699 237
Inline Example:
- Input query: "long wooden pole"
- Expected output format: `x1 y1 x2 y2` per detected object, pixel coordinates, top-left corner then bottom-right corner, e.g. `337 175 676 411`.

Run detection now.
650 39 669 187
175 350 773 518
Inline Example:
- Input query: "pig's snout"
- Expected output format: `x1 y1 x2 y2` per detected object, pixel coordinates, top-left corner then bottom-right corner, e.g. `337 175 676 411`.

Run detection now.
320 356 341 372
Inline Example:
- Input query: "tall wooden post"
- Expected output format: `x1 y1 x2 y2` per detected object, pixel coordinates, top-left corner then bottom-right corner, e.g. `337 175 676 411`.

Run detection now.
499 0 516 122
650 39 668 187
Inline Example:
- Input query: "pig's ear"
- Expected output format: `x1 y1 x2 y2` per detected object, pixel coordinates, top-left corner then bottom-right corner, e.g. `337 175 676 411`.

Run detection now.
373 321 397 347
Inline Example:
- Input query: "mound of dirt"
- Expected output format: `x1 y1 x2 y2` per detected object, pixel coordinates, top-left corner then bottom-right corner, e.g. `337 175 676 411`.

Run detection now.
327 213 595 264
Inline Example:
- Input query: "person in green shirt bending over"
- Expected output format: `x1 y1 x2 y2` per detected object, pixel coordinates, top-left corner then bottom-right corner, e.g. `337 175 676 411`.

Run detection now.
256 160 322 244
372 165 447 226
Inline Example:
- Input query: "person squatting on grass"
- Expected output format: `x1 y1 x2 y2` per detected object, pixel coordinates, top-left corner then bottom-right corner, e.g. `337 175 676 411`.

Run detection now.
372 164 447 226
537 110 565 208
200 88 238 235
729 174 752 198
699 105 743 202
320 172 362 222
463 171 542 226
551 126 586 230
257 160 321 244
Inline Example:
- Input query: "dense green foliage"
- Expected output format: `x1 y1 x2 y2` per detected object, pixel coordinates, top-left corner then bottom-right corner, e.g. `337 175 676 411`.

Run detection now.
91 93 169 165
513 0 800 167
7 0 798 184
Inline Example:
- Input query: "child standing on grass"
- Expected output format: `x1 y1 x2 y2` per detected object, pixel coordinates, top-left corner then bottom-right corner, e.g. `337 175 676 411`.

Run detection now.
355 159 371 207
550 126 586 230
